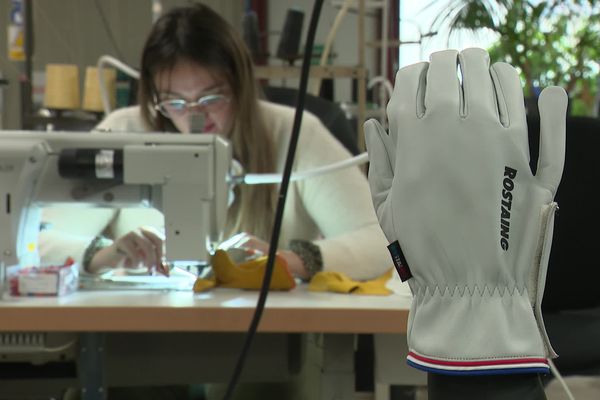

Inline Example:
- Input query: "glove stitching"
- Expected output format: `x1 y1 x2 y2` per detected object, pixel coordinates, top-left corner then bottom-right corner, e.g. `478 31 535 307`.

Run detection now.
389 190 399 243
490 65 510 128
457 53 468 119
414 284 528 298
410 349 546 361
416 63 428 118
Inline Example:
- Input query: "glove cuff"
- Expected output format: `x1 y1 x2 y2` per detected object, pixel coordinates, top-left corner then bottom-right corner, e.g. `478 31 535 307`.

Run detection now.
407 350 549 376
406 288 550 376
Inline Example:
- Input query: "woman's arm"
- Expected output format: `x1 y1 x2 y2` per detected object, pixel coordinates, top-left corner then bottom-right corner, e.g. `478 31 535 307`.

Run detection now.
86 227 164 274
218 232 310 280
290 115 391 280
39 208 118 271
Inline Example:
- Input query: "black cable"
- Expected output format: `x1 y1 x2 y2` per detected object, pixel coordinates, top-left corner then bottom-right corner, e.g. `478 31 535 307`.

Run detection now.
93 0 125 61
222 0 324 398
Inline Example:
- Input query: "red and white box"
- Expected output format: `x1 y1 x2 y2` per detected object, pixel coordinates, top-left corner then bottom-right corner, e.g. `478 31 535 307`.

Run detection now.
9 258 79 296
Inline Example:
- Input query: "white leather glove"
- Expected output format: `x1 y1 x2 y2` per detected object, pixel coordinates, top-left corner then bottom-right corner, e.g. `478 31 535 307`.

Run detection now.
365 48 567 375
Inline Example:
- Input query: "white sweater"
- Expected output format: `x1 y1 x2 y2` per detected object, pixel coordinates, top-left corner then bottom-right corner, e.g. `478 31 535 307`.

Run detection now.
40 101 391 280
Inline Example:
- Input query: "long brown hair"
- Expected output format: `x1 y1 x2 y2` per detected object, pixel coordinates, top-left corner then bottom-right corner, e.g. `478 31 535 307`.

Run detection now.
138 3 276 240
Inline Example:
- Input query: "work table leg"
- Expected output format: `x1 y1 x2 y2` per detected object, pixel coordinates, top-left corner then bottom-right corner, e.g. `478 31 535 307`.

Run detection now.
79 332 106 400
320 333 355 400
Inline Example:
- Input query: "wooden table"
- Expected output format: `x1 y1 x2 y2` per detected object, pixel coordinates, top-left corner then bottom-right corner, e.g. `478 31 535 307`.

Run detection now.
0 279 411 400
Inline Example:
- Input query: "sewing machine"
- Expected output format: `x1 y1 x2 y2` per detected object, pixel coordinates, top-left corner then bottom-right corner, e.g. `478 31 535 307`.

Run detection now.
0 131 231 270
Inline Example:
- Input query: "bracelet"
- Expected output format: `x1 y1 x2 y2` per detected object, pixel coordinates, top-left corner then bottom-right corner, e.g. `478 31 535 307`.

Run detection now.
289 239 323 279
82 235 112 272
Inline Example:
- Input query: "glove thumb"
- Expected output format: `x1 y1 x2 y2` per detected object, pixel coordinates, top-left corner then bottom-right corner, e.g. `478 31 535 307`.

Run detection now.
536 86 567 192
364 118 396 241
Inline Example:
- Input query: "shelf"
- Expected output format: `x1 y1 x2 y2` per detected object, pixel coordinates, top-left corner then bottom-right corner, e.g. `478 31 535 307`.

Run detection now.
366 39 420 48
331 0 386 9
255 65 366 80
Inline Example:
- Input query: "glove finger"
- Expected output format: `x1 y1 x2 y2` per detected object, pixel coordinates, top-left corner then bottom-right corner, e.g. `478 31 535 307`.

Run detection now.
388 62 429 122
459 48 496 119
364 118 394 186
490 62 528 146
536 86 568 191
424 50 461 115
386 62 427 161
364 118 395 240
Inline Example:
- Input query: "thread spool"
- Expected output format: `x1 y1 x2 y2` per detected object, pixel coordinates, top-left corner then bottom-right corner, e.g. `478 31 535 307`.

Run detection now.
276 8 304 64
44 64 80 110
82 66 116 113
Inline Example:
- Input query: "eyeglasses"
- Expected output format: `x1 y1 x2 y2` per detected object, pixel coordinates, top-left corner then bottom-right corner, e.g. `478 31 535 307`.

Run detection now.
154 93 229 119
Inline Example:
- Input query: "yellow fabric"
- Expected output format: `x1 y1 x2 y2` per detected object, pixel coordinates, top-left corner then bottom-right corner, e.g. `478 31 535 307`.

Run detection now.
308 268 394 295
193 249 296 293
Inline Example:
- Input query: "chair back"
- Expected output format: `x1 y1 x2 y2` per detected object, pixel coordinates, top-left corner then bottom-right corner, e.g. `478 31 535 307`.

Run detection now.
262 86 360 155
528 116 600 311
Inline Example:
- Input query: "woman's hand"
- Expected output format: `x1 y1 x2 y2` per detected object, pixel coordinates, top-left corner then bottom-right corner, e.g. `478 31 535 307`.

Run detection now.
221 232 309 280
88 227 167 275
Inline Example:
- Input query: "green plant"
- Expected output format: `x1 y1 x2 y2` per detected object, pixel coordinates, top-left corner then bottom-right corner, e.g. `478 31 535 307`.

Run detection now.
428 0 600 115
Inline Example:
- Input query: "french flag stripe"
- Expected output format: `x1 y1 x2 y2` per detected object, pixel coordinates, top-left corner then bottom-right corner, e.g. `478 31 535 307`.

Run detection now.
407 360 550 376
407 351 549 372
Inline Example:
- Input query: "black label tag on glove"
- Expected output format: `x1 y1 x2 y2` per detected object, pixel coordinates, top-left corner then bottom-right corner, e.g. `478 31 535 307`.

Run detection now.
387 240 412 281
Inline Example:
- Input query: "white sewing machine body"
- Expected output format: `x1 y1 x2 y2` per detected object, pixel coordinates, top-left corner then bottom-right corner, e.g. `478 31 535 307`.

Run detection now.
0 131 231 269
